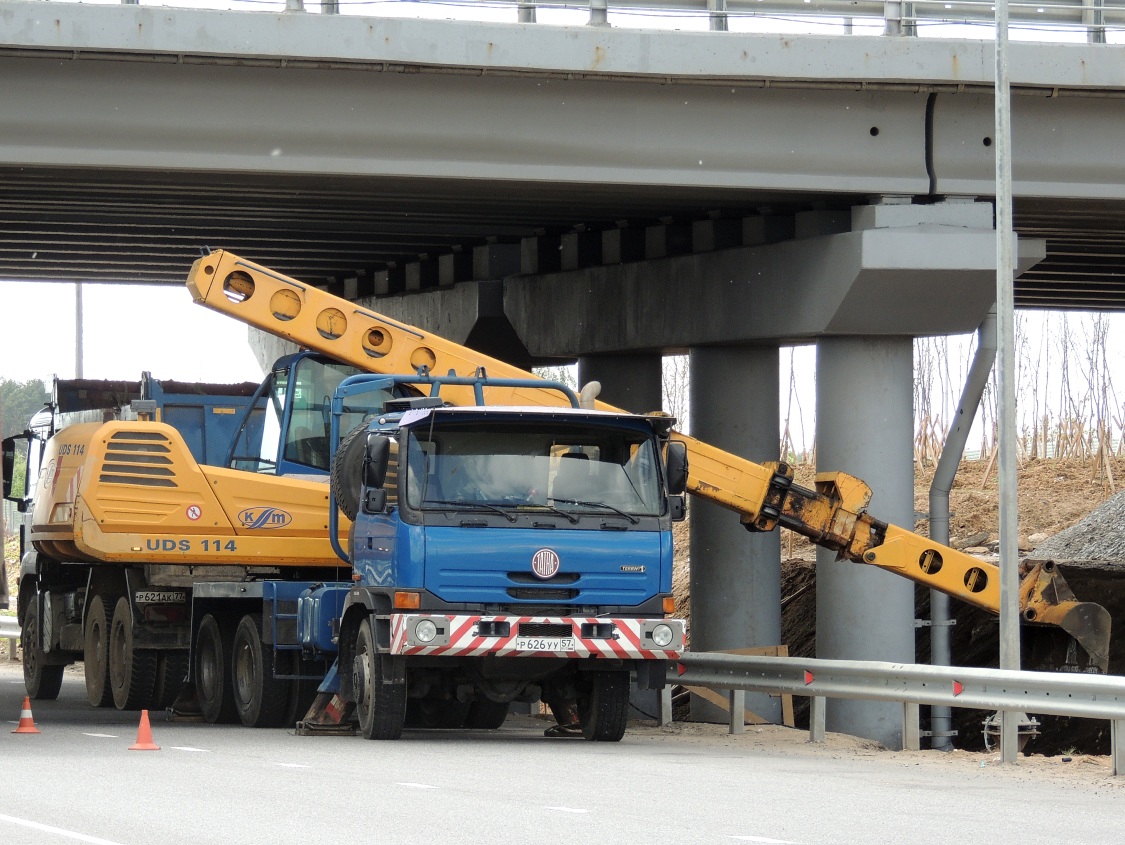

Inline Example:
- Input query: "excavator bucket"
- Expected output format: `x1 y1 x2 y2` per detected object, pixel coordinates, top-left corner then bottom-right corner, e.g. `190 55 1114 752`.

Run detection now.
1020 560 1112 673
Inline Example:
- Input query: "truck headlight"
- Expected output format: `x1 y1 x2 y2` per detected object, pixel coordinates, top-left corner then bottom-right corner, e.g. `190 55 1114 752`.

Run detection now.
415 619 438 643
651 623 674 648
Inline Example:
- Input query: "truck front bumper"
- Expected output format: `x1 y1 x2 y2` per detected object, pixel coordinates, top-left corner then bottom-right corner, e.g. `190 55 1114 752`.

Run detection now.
390 614 684 659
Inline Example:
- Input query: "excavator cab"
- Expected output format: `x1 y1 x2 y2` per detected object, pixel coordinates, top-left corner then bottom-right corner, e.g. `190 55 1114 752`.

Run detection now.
226 351 418 476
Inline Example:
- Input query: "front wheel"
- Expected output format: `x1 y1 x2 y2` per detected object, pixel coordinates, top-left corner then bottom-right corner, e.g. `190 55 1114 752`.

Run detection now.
353 620 406 740
578 671 630 742
22 599 64 701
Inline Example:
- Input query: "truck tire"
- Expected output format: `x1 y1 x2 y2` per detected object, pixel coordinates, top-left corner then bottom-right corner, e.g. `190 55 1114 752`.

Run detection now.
109 596 158 710
332 422 369 522
578 671 629 742
354 620 406 740
465 698 510 730
196 614 238 724
232 614 290 728
83 594 114 708
22 600 64 701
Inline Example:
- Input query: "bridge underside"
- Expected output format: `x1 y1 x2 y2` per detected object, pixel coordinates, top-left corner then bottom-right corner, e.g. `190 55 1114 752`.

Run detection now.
3 164 1124 311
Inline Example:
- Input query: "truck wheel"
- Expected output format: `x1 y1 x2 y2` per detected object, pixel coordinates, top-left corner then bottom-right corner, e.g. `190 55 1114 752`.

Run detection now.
109 596 158 710
465 698 510 730
22 600 64 701
83 594 114 708
196 614 238 724
578 671 630 742
332 422 370 522
353 621 406 740
232 614 290 728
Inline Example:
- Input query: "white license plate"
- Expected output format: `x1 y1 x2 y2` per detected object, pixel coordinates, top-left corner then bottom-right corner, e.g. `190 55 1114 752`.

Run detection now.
515 637 576 652
134 590 187 604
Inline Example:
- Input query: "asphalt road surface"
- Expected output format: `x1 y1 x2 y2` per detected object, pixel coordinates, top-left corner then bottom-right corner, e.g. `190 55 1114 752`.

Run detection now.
2 661 1122 845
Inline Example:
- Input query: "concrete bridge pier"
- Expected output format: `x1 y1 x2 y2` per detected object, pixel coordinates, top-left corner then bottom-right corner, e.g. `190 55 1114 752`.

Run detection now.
577 353 663 414
688 345 782 724
815 335 915 749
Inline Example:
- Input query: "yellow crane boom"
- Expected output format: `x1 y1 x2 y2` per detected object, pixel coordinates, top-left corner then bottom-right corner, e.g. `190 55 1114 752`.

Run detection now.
187 250 1111 671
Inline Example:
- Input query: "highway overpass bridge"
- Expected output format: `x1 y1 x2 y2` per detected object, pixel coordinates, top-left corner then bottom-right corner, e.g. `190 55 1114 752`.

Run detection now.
3 0 1124 747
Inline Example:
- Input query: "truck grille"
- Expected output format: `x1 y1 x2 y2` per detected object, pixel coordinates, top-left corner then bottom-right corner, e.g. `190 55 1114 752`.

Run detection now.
517 622 574 638
506 588 580 601
99 432 178 487
507 572 579 585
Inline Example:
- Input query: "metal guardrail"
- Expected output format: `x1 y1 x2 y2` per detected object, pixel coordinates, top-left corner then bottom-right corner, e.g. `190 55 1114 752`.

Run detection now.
674 651 1125 774
0 616 19 662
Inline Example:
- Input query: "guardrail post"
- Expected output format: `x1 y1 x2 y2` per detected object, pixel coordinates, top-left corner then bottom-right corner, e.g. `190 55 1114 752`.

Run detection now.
659 684 673 726
729 690 745 734
883 0 902 35
902 702 921 751
707 0 729 32
1084 0 1106 43
517 1 537 23
809 696 826 743
588 0 609 27
1113 719 1123 777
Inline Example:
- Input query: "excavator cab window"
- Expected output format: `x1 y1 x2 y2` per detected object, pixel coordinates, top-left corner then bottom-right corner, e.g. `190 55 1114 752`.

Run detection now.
227 354 417 475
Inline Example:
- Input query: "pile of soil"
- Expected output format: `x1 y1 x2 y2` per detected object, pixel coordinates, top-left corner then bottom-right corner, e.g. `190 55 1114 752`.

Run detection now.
671 457 1125 755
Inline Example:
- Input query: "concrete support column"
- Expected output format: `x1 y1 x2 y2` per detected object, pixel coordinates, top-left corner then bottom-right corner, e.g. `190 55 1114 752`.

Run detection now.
689 345 782 723
577 354 663 414
815 336 915 748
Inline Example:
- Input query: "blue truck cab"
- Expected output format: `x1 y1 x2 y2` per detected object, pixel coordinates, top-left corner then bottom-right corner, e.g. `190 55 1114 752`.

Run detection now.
318 372 688 742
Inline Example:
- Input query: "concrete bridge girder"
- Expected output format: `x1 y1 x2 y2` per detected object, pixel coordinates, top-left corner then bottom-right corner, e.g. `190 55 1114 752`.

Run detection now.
363 207 1046 361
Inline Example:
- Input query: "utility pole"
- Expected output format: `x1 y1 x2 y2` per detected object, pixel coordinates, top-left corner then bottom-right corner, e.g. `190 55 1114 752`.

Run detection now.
994 0 1022 764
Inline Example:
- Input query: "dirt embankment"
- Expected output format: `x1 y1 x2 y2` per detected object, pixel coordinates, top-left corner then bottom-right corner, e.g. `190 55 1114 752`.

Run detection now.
671 457 1125 755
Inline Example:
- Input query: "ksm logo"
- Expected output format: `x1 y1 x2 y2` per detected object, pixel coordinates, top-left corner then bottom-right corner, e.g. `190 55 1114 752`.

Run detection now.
238 507 294 530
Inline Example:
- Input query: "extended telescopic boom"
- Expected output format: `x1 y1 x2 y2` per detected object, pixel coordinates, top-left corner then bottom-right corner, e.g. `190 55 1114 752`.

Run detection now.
187 251 1111 671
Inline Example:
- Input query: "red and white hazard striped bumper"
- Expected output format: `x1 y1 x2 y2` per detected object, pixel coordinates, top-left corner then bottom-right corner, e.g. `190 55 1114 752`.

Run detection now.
389 614 685 660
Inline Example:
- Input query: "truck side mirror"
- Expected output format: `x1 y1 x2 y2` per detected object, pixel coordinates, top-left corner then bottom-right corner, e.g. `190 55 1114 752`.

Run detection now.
2 436 15 500
665 441 688 496
364 434 391 489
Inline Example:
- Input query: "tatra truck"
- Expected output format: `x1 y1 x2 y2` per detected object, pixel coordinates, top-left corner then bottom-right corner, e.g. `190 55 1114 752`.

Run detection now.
3 249 1111 742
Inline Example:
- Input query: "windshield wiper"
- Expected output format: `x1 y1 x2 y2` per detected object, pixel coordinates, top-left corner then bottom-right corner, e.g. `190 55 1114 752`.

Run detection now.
421 498 517 523
525 503 579 525
554 499 640 524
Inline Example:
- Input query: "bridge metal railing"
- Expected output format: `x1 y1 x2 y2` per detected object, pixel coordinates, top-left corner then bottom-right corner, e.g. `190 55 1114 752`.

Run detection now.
670 650 1125 774
41 0 1125 44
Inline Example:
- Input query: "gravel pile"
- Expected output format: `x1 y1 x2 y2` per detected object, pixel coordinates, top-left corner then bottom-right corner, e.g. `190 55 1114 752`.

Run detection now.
1030 489 1125 563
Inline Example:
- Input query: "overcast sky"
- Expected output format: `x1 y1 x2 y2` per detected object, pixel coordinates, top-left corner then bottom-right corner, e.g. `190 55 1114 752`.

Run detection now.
0 281 265 386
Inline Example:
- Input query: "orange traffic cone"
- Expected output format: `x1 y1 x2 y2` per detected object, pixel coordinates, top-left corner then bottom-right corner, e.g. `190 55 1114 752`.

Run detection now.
12 696 40 734
129 709 160 751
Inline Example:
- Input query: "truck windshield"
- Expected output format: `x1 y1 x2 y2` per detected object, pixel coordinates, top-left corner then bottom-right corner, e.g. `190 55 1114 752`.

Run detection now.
404 420 664 517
